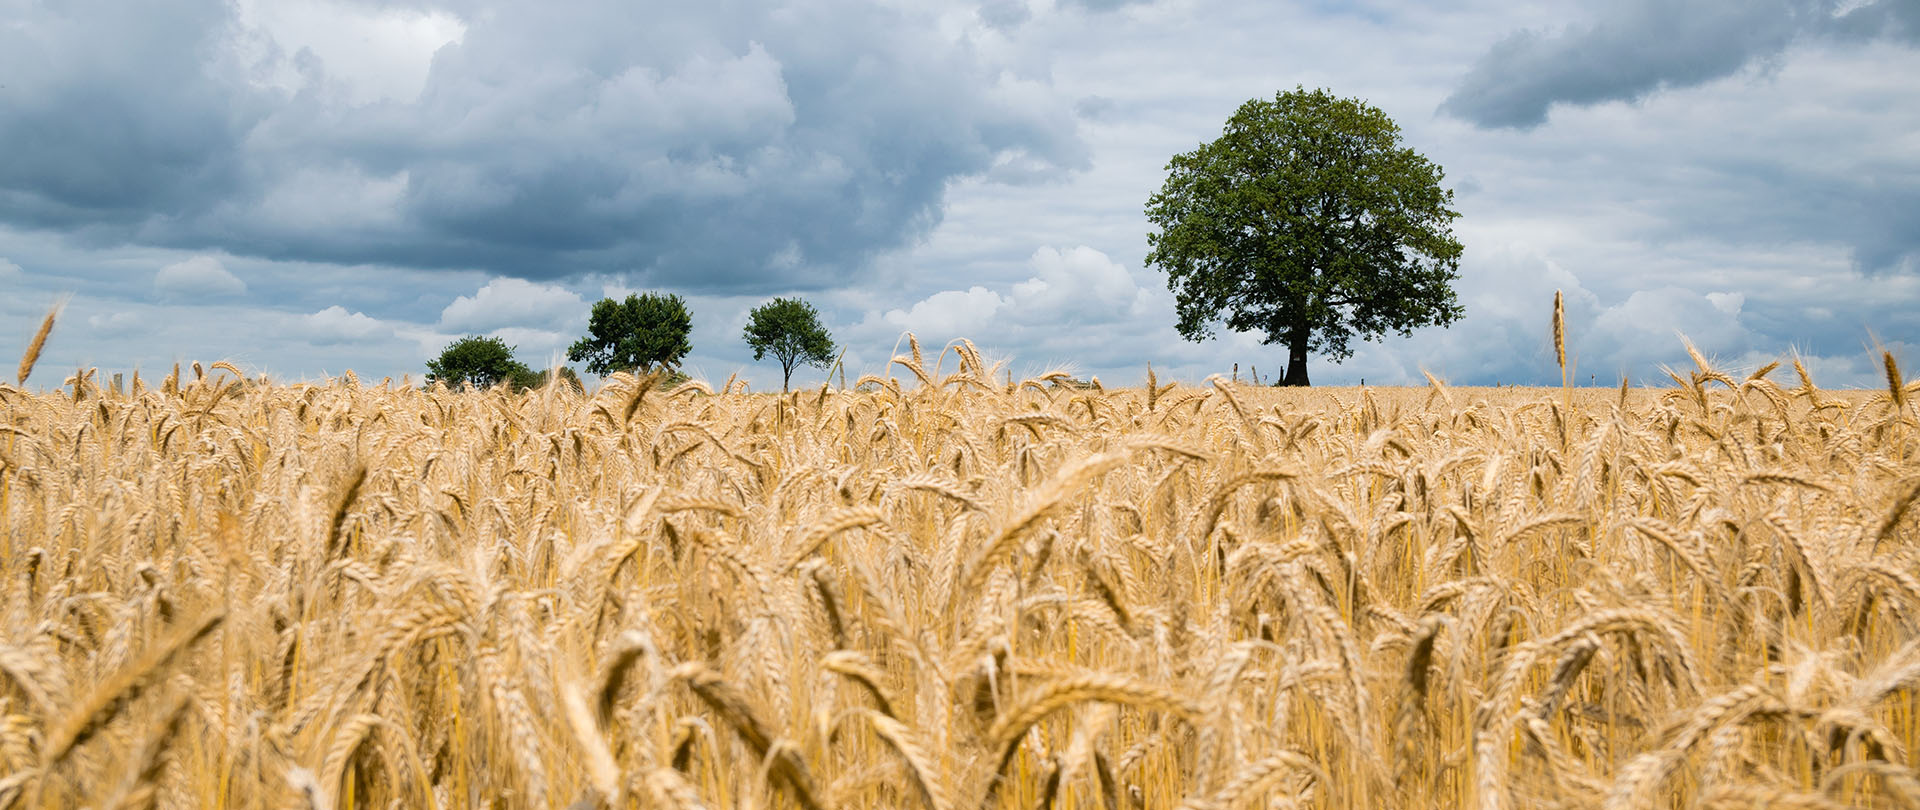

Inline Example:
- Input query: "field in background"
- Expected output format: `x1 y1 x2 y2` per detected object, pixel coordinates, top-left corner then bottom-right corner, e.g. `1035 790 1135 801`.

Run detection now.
1 345 1917 810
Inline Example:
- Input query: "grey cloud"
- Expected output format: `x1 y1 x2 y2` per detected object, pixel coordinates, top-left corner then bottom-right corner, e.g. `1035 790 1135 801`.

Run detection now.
1827 0 1920 40
1665 158 1920 274
0 0 257 228
1440 0 1807 129
979 0 1032 31
1058 0 1154 11
0 0 1088 292
1073 95 1116 121
1440 0 1919 130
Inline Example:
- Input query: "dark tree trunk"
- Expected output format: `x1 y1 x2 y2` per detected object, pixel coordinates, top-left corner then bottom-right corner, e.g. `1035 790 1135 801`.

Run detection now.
1281 325 1311 387
782 362 793 393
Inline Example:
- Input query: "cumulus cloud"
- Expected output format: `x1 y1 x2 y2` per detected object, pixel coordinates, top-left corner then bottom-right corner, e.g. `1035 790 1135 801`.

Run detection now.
0 0 1088 290
1006 246 1148 322
302 305 389 345
876 245 1152 340
155 256 246 298
439 278 586 333
232 0 464 105
1442 0 1920 129
861 245 1163 371
884 287 1006 337
1590 288 1755 372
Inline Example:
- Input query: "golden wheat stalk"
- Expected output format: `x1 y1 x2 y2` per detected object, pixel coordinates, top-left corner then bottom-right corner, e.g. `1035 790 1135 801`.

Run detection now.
15 303 58 385
674 663 825 810
1552 290 1565 374
42 612 223 769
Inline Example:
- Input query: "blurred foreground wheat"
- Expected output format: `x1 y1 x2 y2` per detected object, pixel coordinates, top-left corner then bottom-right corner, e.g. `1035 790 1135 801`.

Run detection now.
2 336 1919 810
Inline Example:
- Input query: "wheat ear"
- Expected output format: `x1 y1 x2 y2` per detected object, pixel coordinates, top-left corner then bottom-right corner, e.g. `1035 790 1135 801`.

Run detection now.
43 612 223 769
1886 350 1908 412
862 709 951 810
16 303 58 385
595 630 651 726
323 465 368 561
824 650 899 719
953 451 1127 608
675 663 825 810
96 692 191 810
562 682 624 807
1552 290 1566 373
982 674 1200 808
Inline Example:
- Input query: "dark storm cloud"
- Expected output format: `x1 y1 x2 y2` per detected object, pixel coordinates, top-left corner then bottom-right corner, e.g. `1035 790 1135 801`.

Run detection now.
1664 158 1920 274
1440 0 1920 130
0 0 257 229
0 0 1087 291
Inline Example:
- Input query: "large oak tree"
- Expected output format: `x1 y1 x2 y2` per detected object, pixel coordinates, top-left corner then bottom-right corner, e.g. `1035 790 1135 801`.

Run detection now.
1145 87 1464 386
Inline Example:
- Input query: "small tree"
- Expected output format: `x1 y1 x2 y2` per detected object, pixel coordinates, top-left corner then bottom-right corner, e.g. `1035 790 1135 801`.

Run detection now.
508 365 585 393
742 297 835 392
1145 87 1465 386
567 293 693 376
426 335 531 389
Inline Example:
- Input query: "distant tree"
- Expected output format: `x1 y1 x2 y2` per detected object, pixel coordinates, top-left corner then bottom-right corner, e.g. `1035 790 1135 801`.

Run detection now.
1145 87 1465 386
509 365 585 393
742 297 836 392
567 293 693 376
426 335 531 389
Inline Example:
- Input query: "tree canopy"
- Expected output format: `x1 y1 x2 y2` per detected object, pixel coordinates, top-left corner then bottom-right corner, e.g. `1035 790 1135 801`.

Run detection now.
426 336 582 392
426 335 530 390
742 297 836 392
567 293 693 376
1145 87 1464 386
509 365 584 393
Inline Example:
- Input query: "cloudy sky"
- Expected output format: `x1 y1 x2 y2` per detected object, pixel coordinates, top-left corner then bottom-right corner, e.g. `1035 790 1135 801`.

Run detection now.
3 0 1916 390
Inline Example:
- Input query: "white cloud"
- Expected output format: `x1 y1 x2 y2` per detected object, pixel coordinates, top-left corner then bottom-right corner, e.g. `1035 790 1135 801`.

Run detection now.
439 278 586 333
1706 291 1745 316
1592 287 1754 370
1006 245 1145 322
233 0 465 105
302 305 389 345
490 327 573 368
0 258 19 279
155 256 246 299
884 286 1006 337
873 245 1148 342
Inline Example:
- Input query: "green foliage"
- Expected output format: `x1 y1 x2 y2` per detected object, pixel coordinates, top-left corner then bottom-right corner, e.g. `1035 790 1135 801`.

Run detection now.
426 336 531 390
567 293 694 376
1144 87 1465 386
509 365 585 393
742 297 836 391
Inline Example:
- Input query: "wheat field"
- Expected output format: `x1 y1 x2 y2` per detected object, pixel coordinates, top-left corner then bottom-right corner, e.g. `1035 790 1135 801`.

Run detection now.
2 335 1919 810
